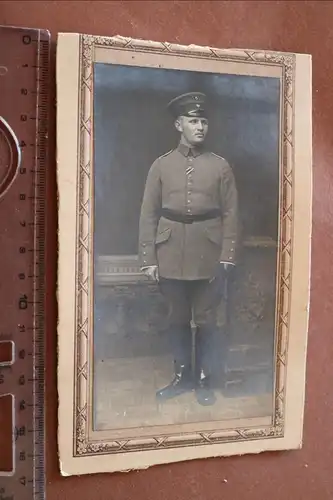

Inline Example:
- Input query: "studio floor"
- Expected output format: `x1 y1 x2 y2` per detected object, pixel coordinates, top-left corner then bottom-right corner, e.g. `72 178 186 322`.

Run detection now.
93 354 273 431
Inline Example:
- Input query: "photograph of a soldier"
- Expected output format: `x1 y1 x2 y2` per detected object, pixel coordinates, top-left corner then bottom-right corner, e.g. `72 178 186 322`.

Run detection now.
138 92 238 407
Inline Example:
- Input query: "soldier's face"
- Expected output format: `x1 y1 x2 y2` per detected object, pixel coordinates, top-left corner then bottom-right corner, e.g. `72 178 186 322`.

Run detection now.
175 116 208 146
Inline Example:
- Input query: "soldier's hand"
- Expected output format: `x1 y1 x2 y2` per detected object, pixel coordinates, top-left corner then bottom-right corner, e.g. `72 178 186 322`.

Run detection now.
209 262 235 283
143 265 159 282
223 263 234 273
209 263 226 283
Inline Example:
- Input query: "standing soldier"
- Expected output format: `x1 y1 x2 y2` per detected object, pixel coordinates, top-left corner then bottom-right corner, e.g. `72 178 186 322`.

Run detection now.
138 92 238 406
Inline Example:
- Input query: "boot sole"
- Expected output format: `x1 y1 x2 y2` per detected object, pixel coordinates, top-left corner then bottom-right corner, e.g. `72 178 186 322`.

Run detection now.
156 386 194 401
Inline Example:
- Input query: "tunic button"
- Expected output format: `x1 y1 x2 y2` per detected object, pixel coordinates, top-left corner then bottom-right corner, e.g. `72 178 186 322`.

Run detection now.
187 200 191 203
143 251 146 255
187 209 191 213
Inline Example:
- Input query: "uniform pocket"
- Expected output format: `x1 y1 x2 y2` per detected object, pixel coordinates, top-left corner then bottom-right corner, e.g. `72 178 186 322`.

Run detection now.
204 226 222 246
155 227 171 244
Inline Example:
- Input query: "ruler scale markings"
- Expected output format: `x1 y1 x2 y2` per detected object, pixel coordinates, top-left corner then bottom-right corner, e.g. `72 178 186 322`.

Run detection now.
0 26 50 500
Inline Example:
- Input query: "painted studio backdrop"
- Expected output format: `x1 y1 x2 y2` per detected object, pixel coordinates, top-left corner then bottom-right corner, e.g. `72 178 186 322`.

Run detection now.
92 62 280 431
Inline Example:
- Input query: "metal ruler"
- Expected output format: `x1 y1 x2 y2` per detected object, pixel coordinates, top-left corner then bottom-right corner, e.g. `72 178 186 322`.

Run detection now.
0 25 50 500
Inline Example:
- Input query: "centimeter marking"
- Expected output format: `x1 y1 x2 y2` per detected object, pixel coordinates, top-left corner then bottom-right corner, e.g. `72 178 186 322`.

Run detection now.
31 33 48 500
0 27 50 500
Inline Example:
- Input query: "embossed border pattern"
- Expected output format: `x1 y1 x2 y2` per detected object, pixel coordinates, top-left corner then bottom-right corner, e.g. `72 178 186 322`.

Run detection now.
74 35 295 456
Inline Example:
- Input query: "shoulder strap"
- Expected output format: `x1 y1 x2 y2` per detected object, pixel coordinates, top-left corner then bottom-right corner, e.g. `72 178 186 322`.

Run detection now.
156 149 174 160
211 152 226 161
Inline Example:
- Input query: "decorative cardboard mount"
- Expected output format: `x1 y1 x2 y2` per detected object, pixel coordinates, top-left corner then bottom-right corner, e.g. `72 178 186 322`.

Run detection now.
56 32 312 475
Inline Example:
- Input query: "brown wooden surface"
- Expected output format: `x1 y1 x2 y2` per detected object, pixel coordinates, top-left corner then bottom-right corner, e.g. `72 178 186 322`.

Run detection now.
0 1 331 498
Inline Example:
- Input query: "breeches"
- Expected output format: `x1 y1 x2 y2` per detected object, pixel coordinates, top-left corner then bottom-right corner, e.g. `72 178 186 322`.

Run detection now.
158 277 227 375
158 277 224 328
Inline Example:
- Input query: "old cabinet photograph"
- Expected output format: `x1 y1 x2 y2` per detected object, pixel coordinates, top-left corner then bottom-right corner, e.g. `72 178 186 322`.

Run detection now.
56 33 312 475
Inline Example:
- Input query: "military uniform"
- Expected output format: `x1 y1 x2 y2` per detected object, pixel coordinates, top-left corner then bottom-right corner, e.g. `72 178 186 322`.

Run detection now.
138 92 238 405
138 144 238 278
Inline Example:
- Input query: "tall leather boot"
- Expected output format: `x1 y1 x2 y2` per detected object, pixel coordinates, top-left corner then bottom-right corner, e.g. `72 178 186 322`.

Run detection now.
195 326 216 406
213 326 228 394
195 368 216 406
156 325 193 401
156 361 193 401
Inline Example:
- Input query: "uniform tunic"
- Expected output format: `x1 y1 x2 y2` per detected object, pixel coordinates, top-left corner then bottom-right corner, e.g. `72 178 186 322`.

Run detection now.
138 143 239 281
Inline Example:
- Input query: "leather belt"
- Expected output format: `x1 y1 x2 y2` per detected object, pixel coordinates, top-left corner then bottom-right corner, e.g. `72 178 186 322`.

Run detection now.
160 208 221 224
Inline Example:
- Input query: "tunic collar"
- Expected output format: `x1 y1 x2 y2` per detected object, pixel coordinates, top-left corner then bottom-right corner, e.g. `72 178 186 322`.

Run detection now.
177 142 205 158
